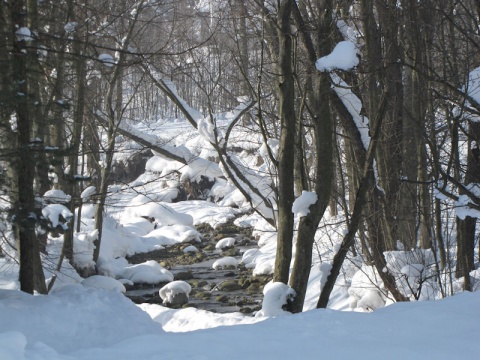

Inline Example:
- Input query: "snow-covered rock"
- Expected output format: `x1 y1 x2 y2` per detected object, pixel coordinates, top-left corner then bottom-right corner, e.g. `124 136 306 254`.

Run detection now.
212 256 238 270
215 237 235 249
159 280 192 307
182 245 198 253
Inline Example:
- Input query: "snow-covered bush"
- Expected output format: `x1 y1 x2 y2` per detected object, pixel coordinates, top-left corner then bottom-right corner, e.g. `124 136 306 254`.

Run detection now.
348 265 387 312
384 249 437 300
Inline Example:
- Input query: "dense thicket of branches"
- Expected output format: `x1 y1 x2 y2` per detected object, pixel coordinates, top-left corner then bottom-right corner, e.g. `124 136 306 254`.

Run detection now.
1 0 480 311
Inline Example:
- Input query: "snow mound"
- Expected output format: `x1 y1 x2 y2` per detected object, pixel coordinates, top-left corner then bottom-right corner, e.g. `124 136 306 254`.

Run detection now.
156 224 201 243
215 237 235 249
127 196 193 226
42 204 73 228
43 189 71 203
183 245 198 253
212 256 238 269
252 260 274 276
0 286 163 354
256 282 296 317
80 186 96 201
159 280 192 303
81 275 126 293
99 259 173 285
122 260 174 284
348 265 386 311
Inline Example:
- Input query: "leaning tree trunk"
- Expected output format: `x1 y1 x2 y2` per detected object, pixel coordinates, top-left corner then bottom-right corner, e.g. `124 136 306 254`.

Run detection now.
318 94 388 308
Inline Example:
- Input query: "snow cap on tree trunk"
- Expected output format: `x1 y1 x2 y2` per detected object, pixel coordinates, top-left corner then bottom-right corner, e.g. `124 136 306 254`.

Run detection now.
256 282 296 317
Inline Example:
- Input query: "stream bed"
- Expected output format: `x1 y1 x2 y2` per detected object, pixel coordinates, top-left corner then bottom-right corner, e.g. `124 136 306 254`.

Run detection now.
124 221 271 314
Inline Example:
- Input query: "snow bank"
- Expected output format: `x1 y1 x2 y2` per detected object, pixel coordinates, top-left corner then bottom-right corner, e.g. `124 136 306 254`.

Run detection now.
1 284 480 359
0 286 163 355
127 196 194 226
81 275 126 293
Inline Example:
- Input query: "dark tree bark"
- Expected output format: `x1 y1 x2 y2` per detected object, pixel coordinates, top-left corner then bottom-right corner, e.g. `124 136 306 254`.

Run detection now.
10 0 47 294
273 0 296 285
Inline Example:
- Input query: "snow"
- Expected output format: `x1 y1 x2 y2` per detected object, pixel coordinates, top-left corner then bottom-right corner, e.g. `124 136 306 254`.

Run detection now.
316 41 359 72
454 194 480 219
126 196 194 226
182 245 198 253
255 282 296 317
15 27 33 41
159 280 192 303
42 189 71 204
348 265 387 311
64 22 78 33
102 259 174 284
41 204 73 228
212 256 238 269
464 66 480 111
292 191 318 218
80 186 96 201
215 237 235 249
2 284 477 359
81 275 126 293
98 53 115 67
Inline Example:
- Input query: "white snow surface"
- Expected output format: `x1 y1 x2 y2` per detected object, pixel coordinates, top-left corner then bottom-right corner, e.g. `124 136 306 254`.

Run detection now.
2 285 478 359
81 275 126 293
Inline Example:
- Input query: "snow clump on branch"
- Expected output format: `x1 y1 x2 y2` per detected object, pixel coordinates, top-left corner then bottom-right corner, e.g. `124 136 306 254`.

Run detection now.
316 41 359 72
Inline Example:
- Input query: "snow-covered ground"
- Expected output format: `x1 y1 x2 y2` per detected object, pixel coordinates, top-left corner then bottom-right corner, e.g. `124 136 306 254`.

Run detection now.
0 285 478 359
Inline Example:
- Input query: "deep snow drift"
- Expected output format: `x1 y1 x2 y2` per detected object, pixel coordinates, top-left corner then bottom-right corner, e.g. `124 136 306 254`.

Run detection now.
0 285 478 360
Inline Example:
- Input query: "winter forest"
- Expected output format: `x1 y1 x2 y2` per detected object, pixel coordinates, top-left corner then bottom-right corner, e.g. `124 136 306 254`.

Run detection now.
1 0 480 359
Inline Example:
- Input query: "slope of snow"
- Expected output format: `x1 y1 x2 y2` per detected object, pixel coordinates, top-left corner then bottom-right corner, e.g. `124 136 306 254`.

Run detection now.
0 287 478 359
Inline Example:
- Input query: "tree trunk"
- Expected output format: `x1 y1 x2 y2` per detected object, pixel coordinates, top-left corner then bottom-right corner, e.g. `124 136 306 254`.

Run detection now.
11 0 47 294
273 0 296 284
